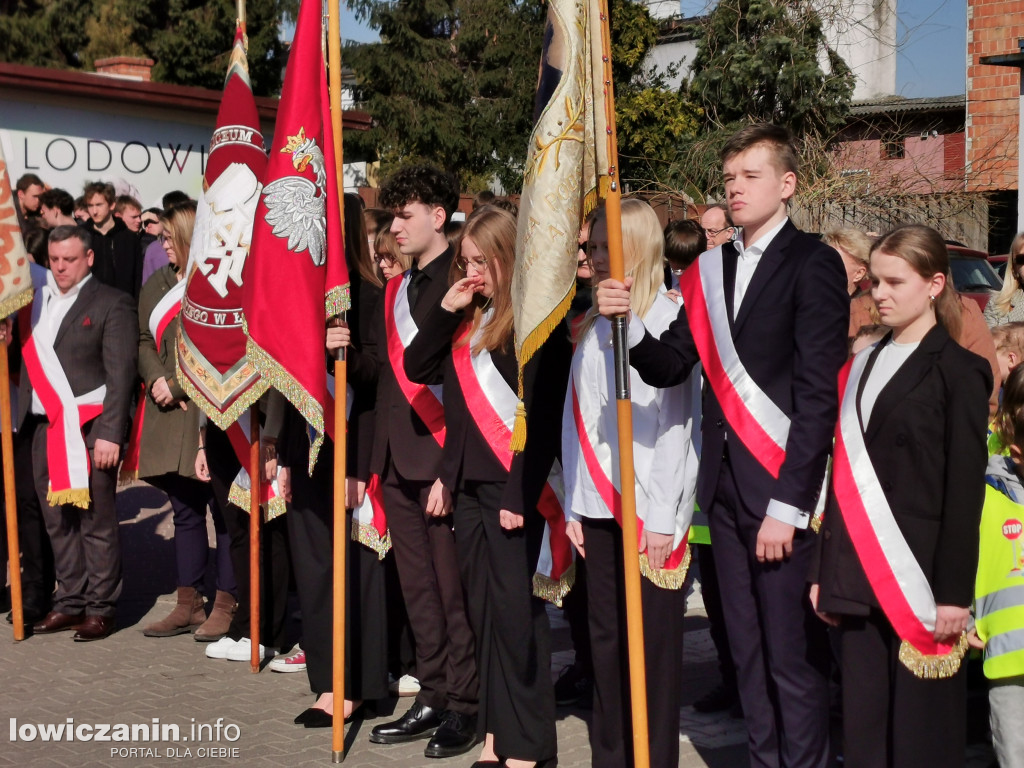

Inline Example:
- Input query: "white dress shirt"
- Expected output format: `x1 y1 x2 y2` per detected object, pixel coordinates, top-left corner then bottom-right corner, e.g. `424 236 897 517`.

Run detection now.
563 294 701 536
732 217 788 318
30 273 92 416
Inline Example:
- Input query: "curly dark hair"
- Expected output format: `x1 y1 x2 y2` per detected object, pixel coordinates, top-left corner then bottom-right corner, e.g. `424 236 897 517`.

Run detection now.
379 164 460 222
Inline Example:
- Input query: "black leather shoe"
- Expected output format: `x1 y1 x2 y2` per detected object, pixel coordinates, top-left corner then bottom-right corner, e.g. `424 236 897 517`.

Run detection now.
693 683 738 714
369 702 442 744
424 710 477 758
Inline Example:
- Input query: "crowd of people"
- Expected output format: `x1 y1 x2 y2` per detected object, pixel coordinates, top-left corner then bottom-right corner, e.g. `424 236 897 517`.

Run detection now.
3 121 1024 768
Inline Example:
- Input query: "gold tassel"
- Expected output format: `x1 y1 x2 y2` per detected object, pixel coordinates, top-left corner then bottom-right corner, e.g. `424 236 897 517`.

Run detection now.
350 518 392 560
810 510 823 534
639 544 692 590
117 469 138 487
897 634 969 679
48 487 91 509
510 399 528 453
532 562 577 607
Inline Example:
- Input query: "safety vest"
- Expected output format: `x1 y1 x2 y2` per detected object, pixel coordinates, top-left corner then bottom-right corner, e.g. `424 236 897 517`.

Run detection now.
975 483 1024 679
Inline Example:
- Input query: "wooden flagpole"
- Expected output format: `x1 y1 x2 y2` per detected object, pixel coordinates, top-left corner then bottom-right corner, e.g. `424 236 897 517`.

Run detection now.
326 0 349 760
0 334 23 641
237 0 262 676
597 1 650 765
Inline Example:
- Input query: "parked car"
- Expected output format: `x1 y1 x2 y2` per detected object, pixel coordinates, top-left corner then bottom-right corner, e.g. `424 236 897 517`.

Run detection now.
989 253 1009 280
948 244 1001 309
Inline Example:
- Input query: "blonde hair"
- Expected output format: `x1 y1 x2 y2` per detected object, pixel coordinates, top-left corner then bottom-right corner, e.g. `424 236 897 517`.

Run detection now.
993 232 1024 316
870 224 961 342
374 227 410 279
159 202 197 266
993 321 1024 360
450 205 517 354
576 198 665 342
822 227 872 269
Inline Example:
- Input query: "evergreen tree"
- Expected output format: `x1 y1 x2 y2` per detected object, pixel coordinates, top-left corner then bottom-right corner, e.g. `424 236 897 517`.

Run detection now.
689 0 855 139
346 0 546 192
0 0 296 96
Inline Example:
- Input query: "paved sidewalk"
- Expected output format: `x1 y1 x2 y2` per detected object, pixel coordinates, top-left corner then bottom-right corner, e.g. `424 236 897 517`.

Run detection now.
0 485 996 767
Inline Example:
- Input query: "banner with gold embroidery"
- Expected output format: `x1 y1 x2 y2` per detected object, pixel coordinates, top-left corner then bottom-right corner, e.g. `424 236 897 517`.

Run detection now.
511 0 609 420
0 141 34 319
176 23 269 428
243 0 350 470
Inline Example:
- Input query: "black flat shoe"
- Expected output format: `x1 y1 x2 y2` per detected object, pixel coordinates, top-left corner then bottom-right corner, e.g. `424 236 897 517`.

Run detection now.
424 710 477 758
302 709 333 729
369 702 442 744
294 708 320 725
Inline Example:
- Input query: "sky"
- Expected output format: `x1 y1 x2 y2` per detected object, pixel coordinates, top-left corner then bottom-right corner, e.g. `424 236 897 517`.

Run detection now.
338 0 970 99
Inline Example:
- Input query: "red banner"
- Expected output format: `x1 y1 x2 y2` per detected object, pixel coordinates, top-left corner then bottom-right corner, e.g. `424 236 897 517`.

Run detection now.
176 24 269 428
243 0 350 469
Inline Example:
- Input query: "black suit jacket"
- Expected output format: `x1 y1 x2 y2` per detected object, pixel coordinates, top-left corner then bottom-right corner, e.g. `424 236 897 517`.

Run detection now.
404 300 571 515
630 219 850 519
813 325 991 613
370 248 455 481
18 276 139 446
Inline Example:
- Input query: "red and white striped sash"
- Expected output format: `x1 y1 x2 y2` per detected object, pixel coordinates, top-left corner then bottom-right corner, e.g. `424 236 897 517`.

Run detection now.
22 287 104 508
451 325 574 604
121 278 186 482
570 380 691 589
384 273 445 446
679 250 789 477
831 351 968 678
226 407 286 521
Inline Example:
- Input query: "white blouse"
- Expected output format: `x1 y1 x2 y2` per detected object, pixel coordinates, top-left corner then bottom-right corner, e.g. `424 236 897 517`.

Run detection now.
562 293 701 537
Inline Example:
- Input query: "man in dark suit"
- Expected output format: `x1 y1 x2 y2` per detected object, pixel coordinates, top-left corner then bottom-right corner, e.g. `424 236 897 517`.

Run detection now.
597 124 849 768
20 225 138 641
367 166 478 758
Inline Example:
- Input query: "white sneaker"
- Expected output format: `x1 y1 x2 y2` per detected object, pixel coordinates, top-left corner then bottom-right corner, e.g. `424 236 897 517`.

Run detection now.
388 673 421 697
226 637 275 662
268 647 306 673
205 636 238 660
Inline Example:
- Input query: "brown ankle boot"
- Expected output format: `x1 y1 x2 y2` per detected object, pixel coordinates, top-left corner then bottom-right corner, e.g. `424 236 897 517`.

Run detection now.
193 590 236 643
143 587 206 637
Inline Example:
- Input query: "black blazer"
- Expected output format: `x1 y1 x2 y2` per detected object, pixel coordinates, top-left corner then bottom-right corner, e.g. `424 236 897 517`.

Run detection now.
370 248 455 481
404 301 571 515
630 220 850 518
18 276 139 446
813 325 991 614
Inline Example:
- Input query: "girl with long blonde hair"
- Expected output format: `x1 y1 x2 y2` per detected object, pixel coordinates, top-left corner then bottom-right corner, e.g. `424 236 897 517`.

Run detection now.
403 205 570 768
985 232 1024 327
563 198 700 768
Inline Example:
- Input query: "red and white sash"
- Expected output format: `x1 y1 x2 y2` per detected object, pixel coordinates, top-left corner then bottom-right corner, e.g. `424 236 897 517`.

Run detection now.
570 380 692 589
384 272 445 446
22 285 105 508
831 351 968 678
121 278 186 483
679 250 789 477
226 407 286 521
451 321 575 604
323 373 391 557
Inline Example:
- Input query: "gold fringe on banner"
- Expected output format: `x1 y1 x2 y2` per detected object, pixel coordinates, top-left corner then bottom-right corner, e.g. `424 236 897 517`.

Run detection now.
0 286 33 322
511 284 576 454
532 561 577 608
898 633 969 679
227 482 287 522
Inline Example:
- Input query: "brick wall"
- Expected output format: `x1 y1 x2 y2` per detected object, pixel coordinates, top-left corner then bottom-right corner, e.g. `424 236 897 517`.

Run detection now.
966 0 1024 192
93 57 154 82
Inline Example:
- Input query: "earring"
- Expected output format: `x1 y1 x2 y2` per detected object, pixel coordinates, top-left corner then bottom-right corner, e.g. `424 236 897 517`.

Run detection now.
929 295 935 301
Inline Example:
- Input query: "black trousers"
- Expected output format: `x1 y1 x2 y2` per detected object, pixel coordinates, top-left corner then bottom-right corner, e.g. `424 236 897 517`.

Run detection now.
709 456 830 768
381 459 477 715
288 449 388 700
455 480 556 762
695 542 736 691
6 422 54 614
561 555 592 673
582 517 685 768
205 424 289 649
839 610 966 768
32 420 121 617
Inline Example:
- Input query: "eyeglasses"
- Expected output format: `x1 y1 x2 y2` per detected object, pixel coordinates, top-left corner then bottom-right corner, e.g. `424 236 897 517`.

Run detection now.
160 234 174 245
374 253 396 267
703 226 734 238
1014 256 1024 268
456 255 489 272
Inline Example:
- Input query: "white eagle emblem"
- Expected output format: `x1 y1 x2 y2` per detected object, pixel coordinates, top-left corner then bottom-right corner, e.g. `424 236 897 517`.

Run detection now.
262 127 328 266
